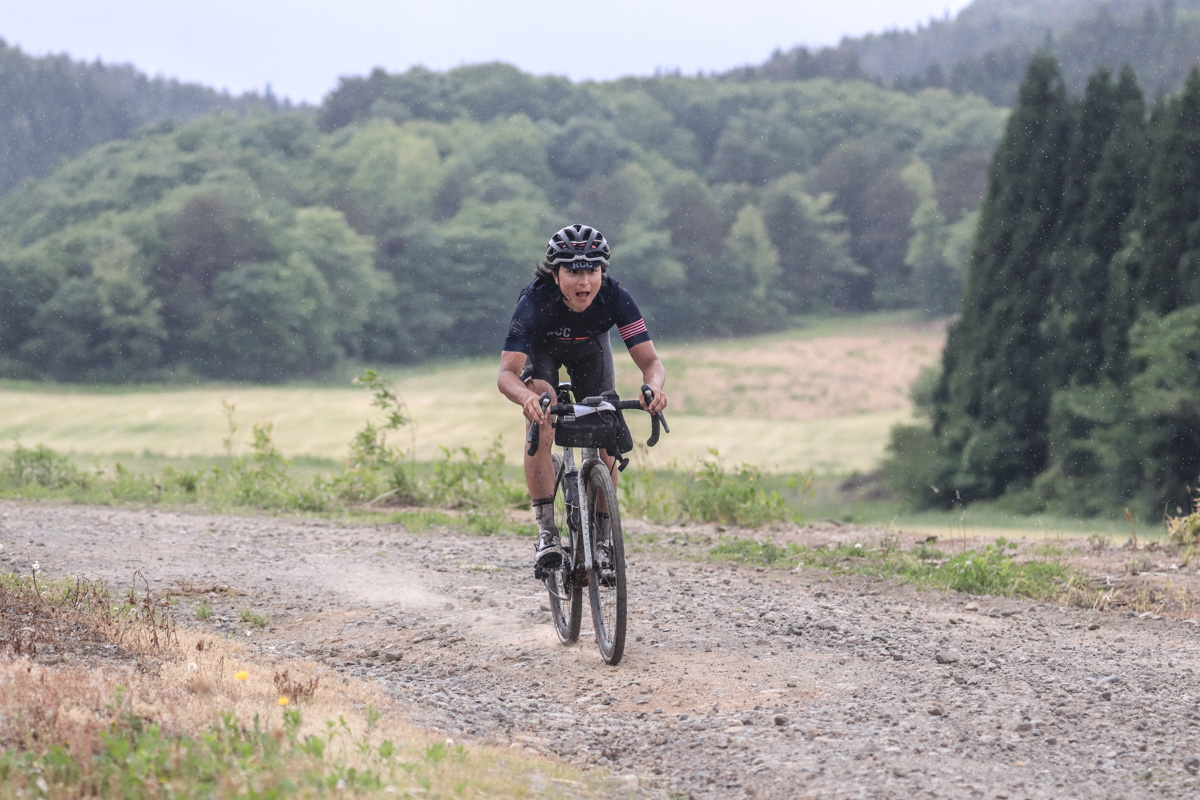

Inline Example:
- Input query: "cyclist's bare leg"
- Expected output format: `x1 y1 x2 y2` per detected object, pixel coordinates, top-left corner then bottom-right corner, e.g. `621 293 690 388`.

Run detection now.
523 374 562 572
523 377 557 499
600 450 617 499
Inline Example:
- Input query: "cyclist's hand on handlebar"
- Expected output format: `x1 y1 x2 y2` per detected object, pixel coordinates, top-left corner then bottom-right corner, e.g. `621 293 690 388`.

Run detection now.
640 387 668 415
522 392 550 425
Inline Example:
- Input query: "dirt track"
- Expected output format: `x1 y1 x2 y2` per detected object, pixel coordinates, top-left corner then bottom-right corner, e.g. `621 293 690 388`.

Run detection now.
4 499 1200 799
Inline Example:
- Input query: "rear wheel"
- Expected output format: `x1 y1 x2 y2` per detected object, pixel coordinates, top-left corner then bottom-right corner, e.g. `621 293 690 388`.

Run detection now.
548 454 582 644
586 463 626 665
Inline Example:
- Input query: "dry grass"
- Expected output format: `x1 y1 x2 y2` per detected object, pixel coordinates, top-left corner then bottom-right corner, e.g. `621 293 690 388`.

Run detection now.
641 321 945 421
0 317 947 476
0 575 617 799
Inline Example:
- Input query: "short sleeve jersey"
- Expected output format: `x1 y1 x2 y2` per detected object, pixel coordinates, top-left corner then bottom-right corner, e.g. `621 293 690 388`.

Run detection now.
502 276 652 356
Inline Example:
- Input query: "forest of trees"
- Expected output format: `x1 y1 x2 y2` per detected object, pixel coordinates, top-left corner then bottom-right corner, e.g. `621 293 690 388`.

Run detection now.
0 65 1004 382
0 39 280 196
7 0 1200 517
755 0 1200 106
888 54 1200 518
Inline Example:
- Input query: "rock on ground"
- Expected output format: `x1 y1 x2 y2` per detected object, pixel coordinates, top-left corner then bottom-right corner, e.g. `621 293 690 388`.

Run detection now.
3 500 1199 799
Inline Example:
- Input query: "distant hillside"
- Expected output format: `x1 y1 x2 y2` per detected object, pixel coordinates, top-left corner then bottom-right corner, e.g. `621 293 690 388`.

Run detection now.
744 0 1200 105
0 69 1003 382
0 39 282 195
848 0 1157 80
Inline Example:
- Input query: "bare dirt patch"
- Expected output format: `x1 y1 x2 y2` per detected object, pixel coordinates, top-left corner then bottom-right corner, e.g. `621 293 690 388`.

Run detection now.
5 500 1200 799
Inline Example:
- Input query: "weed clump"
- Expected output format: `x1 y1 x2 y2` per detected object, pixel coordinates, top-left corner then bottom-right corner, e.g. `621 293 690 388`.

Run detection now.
0 572 176 661
711 535 1073 600
274 669 319 703
0 443 86 492
0 573 598 798
622 449 811 528
325 369 418 506
682 453 789 527
1167 497 1200 547
427 440 526 514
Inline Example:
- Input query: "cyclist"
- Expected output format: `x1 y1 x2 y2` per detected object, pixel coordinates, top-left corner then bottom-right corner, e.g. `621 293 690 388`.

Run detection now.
498 223 668 574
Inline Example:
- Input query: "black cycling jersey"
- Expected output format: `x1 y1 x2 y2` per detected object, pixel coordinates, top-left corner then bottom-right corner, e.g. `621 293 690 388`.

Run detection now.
503 276 651 400
502 276 651 356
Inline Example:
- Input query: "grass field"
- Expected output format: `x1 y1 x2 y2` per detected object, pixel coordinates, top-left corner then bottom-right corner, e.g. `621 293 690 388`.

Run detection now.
0 314 946 477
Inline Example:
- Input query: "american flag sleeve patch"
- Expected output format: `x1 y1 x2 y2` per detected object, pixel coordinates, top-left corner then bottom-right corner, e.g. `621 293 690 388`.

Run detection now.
618 318 648 343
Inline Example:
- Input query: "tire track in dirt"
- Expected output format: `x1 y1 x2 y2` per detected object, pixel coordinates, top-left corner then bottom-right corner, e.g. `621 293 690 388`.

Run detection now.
4 500 1200 799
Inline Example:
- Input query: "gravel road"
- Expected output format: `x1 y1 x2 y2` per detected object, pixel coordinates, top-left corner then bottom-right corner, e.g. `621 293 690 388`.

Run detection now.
4 499 1200 799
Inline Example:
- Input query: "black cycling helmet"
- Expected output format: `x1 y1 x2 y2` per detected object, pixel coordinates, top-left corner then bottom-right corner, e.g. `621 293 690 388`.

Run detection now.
545 223 610 271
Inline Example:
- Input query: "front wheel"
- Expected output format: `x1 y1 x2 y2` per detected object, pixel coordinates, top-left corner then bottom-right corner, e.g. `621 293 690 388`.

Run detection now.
548 454 582 644
586 463 627 665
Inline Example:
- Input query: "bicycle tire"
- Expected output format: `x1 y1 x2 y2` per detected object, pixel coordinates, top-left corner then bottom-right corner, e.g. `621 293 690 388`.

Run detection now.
548 453 582 644
586 462 627 665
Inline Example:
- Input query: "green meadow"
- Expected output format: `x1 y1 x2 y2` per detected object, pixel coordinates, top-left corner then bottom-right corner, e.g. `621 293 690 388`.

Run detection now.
0 317 1149 537
0 316 943 478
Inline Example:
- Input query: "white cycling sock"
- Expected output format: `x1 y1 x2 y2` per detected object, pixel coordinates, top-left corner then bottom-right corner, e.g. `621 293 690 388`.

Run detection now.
533 497 556 533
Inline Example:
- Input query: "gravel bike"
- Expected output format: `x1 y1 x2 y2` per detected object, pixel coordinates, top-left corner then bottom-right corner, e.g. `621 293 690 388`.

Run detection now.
526 383 668 665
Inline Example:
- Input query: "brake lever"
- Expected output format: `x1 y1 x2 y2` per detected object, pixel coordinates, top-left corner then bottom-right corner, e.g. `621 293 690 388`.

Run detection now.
641 384 670 446
525 392 553 456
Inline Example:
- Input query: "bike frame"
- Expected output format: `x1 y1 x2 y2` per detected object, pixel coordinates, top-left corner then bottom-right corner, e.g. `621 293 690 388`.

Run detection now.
530 381 667 662
558 443 604 579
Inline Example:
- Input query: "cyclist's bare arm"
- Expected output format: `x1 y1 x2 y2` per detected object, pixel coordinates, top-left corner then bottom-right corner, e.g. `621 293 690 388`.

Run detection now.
628 341 668 414
498 350 549 425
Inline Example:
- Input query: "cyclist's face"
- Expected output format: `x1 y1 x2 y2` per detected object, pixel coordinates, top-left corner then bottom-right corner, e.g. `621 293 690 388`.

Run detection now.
555 264 601 312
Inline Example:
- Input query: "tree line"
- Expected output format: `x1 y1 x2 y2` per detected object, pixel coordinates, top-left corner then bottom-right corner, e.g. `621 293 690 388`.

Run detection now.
0 39 282 196
763 0 1200 107
888 54 1200 518
0 67 1003 382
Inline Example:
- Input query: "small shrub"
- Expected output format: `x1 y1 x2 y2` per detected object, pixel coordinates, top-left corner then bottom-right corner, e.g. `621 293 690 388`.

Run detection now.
680 450 790 527
230 422 297 507
1167 497 1200 547
165 466 200 494
911 543 944 561
273 669 319 703
329 370 417 505
0 443 84 491
618 458 682 522
426 438 523 513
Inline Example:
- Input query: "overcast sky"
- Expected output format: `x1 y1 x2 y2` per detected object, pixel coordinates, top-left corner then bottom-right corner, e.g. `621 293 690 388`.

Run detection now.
2 0 974 104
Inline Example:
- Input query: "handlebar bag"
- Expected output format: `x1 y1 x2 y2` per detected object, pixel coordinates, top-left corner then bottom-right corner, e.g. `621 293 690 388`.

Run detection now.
554 392 634 455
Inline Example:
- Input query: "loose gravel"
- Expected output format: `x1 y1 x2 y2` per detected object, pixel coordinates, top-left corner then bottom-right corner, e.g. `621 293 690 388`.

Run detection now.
4 499 1200 799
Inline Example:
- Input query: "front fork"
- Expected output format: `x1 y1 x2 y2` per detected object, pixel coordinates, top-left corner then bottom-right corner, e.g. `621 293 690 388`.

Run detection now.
568 446 602 582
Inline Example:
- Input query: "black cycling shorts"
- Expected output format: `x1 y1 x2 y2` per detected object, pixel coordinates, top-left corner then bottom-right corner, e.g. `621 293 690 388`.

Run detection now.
520 333 615 401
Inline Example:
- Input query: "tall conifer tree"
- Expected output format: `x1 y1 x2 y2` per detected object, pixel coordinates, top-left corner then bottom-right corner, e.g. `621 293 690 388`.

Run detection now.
1132 67 1200 315
1040 67 1121 386
931 53 1072 500
1093 66 1150 380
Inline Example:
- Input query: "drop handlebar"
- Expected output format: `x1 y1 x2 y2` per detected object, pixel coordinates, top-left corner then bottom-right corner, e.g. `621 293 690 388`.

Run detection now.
525 384 669 457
